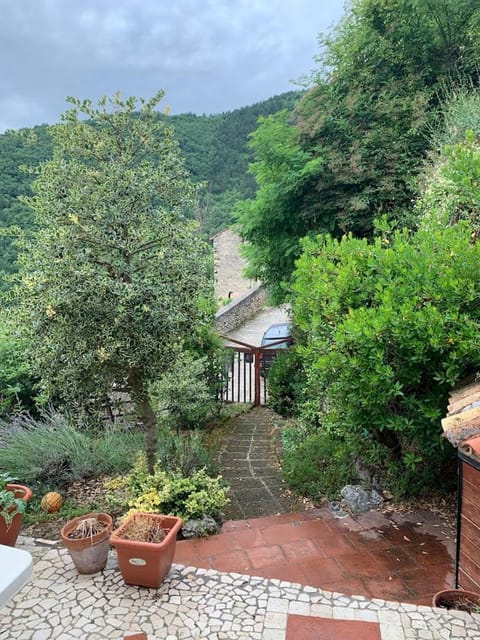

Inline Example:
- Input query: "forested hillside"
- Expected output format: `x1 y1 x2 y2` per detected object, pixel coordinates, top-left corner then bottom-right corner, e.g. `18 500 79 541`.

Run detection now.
0 90 301 291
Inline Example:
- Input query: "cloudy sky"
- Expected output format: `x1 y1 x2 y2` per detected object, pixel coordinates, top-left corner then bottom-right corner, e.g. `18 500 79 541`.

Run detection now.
0 0 346 132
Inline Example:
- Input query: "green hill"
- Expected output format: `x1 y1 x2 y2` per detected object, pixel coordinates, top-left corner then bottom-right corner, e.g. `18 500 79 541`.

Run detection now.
0 90 302 291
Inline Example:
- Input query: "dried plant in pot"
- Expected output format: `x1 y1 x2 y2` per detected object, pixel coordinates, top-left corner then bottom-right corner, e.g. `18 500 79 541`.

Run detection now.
60 512 113 574
110 512 183 588
432 589 480 614
0 474 33 547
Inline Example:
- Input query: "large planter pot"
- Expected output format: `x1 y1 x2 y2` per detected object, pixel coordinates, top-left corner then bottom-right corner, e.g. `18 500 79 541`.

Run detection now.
433 589 480 614
0 483 33 547
60 512 113 575
110 512 183 588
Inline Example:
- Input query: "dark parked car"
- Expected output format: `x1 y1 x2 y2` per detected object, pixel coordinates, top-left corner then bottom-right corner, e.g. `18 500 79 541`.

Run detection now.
260 323 293 375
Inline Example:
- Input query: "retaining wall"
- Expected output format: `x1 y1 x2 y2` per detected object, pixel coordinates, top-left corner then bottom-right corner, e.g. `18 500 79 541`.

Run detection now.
215 284 267 335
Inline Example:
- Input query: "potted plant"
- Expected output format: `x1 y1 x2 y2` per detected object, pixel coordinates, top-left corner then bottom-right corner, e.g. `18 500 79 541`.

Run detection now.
433 589 480 614
60 512 113 574
110 512 183 588
0 474 33 547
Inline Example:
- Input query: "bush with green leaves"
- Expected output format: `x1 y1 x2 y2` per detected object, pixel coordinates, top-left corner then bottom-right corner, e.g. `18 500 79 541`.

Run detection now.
0 314 38 417
0 410 144 489
291 220 480 495
267 348 304 417
150 351 216 432
0 473 27 526
155 425 217 476
281 424 358 501
107 454 229 523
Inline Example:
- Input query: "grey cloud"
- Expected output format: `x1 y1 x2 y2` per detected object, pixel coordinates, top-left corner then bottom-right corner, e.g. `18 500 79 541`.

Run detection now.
0 0 345 131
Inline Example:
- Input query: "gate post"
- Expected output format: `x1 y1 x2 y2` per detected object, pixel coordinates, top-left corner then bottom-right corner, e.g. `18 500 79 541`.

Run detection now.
254 347 261 406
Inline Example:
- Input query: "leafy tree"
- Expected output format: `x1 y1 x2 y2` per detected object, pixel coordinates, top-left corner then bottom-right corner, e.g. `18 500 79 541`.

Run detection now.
236 110 323 301
238 0 480 297
15 92 214 473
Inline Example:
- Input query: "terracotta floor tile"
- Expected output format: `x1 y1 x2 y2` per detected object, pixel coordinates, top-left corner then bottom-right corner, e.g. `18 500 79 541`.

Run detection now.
255 560 309 584
363 575 415 602
174 541 197 565
401 566 455 597
210 549 252 573
294 519 335 539
312 533 358 558
225 527 265 549
280 539 320 562
246 514 293 529
298 557 345 587
262 522 313 545
377 525 426 546
193 534 236 556
403 541 453 567
354 511 391 529
325 516 364 533
221 520 252 533
246 544 286 569
286 615 381 640
347 529 392 551
373 546 419 573
335 551 387 579
320 577 371 597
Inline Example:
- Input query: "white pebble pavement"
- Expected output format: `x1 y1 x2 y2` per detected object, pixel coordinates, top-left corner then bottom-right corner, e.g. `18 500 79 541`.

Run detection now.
0 544 479 639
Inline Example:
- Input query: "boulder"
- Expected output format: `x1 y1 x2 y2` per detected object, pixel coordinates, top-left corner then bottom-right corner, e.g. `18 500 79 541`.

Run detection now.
181 514 221 539
340 484 383 514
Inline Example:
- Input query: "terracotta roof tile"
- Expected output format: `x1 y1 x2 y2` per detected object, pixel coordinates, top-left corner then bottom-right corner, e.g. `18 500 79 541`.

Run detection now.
442 380 480 454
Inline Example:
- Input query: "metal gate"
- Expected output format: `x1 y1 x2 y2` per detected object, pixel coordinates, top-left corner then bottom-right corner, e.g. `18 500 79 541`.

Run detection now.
220 336 286 406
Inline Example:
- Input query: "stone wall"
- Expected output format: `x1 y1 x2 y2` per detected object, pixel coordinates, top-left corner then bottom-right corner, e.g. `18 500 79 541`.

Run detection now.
211 228 256 304
215 284 267 335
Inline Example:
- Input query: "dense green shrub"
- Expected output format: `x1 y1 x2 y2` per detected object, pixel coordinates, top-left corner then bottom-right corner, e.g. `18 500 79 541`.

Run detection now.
0 316 38 417
0 410 144 488
155 425 217 476
150 351 216 432
281 424 357 501
107 454 229 523
291 220 480 494
267 349 304 417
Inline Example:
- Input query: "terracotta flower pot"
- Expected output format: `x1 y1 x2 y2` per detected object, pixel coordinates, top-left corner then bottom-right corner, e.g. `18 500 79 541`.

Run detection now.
61 512 113 574
0 483 33 547
110 512 183 588
432 589 480 613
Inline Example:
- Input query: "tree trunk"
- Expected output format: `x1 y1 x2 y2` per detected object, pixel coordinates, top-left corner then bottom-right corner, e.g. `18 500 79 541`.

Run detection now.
128 368 158 474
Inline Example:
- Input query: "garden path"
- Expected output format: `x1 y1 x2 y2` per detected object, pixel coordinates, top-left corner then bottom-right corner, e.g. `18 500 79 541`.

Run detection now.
217 406 306 520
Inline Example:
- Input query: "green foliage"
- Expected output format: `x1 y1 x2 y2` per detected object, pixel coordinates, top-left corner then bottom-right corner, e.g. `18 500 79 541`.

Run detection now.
155 426 217 476
418 130 480 231
0 410 144 488
13 92 216 472
236 110 324 300
0 91 301 292
150 351 216 432
417 91 480 231
0 126 53 292
291 221 480 494
0 312 38 417
0 473 27 526
267 349 304 417
281 425 358 501
238 0 480 298
108 455 229 522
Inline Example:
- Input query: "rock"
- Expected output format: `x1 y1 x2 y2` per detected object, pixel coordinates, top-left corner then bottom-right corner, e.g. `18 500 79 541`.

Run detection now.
181 514 221 539
340 484 383 513
328 501 350 519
